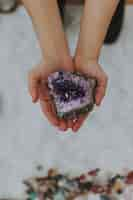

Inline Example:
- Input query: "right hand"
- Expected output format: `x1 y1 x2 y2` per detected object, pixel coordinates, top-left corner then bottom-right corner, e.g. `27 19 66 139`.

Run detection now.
28 58 75 132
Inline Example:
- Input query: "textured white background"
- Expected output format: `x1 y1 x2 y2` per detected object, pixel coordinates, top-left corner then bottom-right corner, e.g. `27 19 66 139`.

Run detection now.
0 5 133 198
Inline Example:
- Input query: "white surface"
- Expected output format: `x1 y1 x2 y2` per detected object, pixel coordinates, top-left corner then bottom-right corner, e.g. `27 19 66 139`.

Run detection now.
0 5 133 197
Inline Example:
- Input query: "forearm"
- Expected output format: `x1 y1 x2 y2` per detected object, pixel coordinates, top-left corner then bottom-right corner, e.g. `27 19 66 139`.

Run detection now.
22 0 70 65
75 0 119 66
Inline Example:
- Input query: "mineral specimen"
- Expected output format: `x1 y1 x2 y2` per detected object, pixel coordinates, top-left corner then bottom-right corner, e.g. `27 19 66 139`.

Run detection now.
3 169 133 200
48 71 96 119
24 168 133 200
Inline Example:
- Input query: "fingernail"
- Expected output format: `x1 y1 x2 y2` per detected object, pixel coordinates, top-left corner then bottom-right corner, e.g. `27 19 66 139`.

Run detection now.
32 96 37 103
97 103 100 107
98 101 102 106
32 98 35 103
59 127 66 131
96 100 101 106
72 128 78 133
32 99 36 103
54 122 60 127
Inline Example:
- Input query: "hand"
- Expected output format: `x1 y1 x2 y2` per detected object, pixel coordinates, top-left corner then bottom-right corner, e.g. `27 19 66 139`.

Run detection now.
72 59 108 132
28 58 75 132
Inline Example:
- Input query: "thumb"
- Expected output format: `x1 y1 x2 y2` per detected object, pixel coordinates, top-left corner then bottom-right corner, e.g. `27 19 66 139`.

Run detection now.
28 69 41 103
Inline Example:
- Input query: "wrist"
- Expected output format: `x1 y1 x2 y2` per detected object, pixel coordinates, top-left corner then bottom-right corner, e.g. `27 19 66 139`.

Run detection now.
41 40 72 67
42 54 73 68
74 55 99 70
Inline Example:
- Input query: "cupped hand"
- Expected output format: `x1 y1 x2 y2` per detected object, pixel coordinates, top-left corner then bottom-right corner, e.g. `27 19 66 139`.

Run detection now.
28 58 75 132
28 59 108 133
72 59 108 132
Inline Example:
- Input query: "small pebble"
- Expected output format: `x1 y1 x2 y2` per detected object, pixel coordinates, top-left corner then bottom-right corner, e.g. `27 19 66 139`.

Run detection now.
100 195 111 200
126 171 133 184
53 191 65 200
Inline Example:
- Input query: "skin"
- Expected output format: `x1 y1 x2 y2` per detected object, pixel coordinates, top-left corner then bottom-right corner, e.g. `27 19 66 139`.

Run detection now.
22 0 119 132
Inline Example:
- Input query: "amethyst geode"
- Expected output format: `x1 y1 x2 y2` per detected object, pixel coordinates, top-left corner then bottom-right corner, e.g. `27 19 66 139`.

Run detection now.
48 71 96 119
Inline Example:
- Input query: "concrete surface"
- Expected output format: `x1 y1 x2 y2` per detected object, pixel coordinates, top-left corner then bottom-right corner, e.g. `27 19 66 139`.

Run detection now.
0 5 133 198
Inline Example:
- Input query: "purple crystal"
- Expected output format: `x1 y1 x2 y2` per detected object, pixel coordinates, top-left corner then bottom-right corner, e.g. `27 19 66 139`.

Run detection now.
52 79 85 102
48 71 96 118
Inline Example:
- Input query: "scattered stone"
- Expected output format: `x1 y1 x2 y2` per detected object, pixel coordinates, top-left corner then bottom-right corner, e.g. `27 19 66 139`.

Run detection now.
23 168 127 200
126 171 133 184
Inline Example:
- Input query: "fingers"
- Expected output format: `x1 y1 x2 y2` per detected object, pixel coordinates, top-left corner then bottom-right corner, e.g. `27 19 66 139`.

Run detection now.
95 85 106 106
39 82 51 102
40 100 69 131
40 100 59 127
68 119 73 129
80 65 108 106
72 113 89 132
95 75 108 106
40 89 68 131
39 76 71 132
39 81 61 128
59 119 68 131
28 69 41 103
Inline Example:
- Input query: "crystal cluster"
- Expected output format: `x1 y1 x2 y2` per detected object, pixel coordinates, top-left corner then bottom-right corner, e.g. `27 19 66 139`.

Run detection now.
24 169 133 200
48 71 96 119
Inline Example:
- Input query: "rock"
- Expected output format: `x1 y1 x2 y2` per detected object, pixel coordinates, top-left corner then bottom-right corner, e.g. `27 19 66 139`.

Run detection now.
100 195 111 200
0 0 17 13
93 170 113 186
53 190 66 200
28 192 38 200
126 171 133 184
48 71 96 119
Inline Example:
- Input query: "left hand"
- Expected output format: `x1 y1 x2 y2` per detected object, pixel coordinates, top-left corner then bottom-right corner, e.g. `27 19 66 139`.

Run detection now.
72 59 108 132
